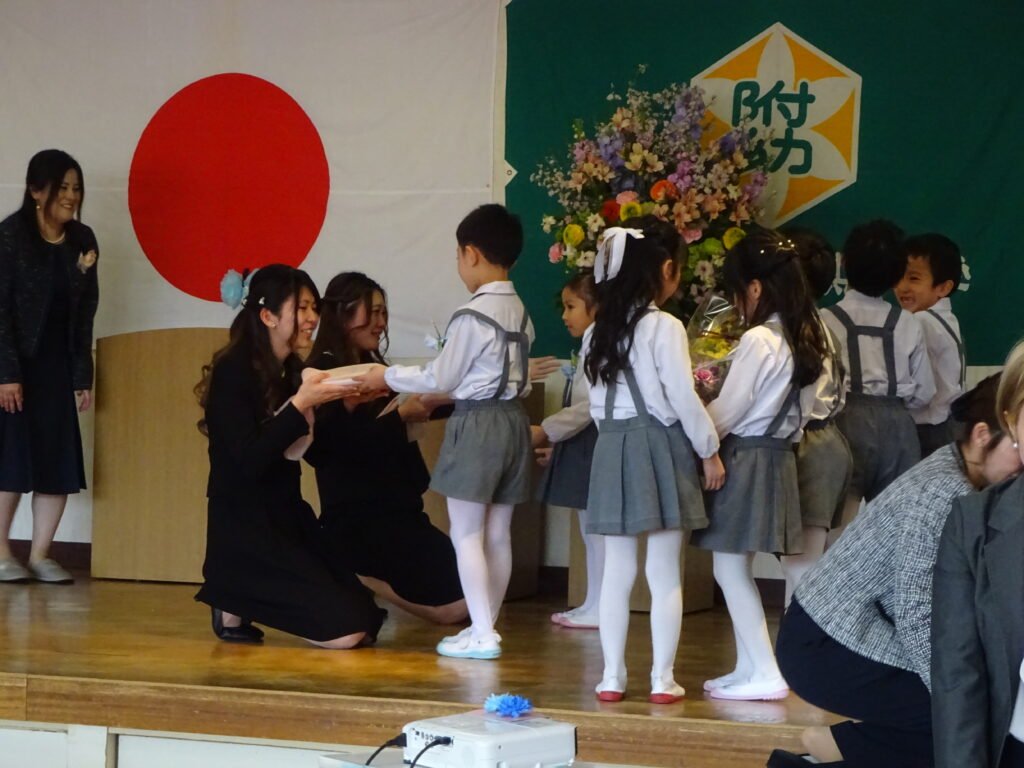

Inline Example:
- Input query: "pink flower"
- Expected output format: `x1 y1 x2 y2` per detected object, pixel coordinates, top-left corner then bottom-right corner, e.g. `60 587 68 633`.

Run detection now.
548 243 564 264
694 367 717 384
615 190 639 205
682 228 703 244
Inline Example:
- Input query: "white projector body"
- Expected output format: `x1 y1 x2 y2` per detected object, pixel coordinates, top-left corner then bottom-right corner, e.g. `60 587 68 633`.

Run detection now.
402 710 577 768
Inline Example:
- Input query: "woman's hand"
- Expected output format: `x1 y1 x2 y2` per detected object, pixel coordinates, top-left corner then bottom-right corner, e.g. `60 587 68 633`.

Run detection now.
292 370 358 411
76 390 92 412
535 446 553 467
0 383 23 414
528 356 560 382
702 453 726 491
530 424 550 448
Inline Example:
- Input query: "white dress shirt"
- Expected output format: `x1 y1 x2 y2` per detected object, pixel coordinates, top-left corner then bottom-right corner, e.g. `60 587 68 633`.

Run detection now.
541 328 593 444
385 281 534 400
581 306 719 459
799 310 847 427
1010 659 1024 740
707 315 800 440
911 298 964 426
821 290 936 410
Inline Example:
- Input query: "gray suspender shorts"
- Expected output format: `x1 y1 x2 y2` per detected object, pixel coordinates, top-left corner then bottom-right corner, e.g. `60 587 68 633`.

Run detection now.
427 300 534 506
825 304 920 502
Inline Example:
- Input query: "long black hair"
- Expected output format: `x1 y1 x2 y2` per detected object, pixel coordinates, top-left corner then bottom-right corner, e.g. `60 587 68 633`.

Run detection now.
722 227 827 388
585 231 678 385
195 264 304 434
20 149 85 225
309 272 389 366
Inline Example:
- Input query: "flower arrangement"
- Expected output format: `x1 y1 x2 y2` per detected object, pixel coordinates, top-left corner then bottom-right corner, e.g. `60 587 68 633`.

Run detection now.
483 693 533 719
532 79 773 315
687 292 744 403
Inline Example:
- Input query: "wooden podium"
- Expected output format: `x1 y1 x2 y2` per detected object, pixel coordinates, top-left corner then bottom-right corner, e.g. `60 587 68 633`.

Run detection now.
91 328 543 599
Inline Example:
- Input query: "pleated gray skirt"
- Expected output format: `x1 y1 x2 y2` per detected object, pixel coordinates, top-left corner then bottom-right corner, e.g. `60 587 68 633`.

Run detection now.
586 417 707 536
691 434 803 555
795 421 852 530
537 422 598 510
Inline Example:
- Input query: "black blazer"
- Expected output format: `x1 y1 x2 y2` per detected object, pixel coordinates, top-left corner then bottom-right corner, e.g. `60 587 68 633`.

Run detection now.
0 211 100 389
932 473 1024 768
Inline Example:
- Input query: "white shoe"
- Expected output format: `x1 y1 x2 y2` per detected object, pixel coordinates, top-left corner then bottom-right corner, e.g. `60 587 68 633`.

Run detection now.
0 558 30 583
552 608 599 629
703 670 747 691
709 676 789 701
442 626 501 643
595 675 626 702
28 558 73 584
650 676 685 704
436 631 501 660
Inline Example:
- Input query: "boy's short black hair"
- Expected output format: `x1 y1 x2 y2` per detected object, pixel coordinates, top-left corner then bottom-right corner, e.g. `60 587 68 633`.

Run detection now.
780 225 836 301
456 204 523 268
903 233 961 293
842 219 905 297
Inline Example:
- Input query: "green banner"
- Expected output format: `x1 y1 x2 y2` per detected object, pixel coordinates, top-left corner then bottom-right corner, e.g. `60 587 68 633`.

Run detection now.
506 0 1024 364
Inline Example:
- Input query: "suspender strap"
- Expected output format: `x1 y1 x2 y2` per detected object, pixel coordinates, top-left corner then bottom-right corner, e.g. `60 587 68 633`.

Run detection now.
926 309 966 389
446 304 532 399
764 383 802 440
825 304 900 396
823 324 846 418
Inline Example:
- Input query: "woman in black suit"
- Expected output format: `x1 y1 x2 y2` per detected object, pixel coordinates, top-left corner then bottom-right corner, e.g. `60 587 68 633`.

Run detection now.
305 272 466 625
932 339 1024 768
194 264 386 647
0 150 99 584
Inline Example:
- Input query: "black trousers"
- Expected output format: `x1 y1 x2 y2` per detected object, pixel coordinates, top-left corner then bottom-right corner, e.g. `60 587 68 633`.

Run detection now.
1002 737 1024 768
777 599 933 768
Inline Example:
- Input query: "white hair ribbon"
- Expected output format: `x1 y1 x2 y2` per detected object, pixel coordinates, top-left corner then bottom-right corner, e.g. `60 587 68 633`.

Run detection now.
594 227 644 283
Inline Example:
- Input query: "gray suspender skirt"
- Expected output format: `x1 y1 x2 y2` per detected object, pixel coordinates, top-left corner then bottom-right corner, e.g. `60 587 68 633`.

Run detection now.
691 386 803 555
428 302 533 506
825 304 920 502
585 368 708 536
916 309 965 458
537 368 599 509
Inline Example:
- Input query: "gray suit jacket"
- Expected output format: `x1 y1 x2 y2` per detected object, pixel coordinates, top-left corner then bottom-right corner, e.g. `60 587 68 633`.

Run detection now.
931 473 1024 768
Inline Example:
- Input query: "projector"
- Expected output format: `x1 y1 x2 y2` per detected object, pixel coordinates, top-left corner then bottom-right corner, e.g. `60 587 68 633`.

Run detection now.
402 709 576 768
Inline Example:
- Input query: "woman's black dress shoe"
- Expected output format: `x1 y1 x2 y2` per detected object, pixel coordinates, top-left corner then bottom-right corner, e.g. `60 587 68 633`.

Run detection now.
211 608 264 643
766 750 845 767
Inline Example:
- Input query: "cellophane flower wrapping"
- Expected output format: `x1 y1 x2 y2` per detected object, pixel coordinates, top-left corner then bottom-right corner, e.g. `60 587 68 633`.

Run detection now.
687 292 743 403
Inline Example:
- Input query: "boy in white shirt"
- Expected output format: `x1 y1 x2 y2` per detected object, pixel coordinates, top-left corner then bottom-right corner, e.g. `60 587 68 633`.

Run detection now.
822 220 936 515
359 204 533 660
895 233 965 457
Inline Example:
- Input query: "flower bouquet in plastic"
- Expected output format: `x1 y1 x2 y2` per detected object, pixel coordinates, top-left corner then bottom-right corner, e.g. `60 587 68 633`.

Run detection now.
687 292 743 403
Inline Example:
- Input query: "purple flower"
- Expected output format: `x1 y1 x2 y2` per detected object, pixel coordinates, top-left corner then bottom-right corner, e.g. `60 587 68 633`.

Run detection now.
718 132 738 154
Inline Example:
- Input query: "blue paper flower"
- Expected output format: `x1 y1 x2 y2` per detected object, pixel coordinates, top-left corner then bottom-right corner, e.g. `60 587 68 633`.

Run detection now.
483 693 533 719
220 269 245 309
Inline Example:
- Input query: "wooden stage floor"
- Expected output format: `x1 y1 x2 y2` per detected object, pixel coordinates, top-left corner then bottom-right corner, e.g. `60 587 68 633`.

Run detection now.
0 578 837 767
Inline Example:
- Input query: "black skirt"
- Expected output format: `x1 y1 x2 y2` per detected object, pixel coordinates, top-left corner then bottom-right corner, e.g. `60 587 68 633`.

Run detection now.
0 244 85 494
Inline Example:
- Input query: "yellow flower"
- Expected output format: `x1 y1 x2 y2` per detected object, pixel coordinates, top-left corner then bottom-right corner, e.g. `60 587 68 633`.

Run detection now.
723 227 746 250
562 224 585 248
620 201 643 221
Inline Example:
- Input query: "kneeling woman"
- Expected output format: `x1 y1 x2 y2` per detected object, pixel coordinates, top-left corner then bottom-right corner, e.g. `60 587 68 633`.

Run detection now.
769 370 1023 768
194 265 386 648
305 272 467 624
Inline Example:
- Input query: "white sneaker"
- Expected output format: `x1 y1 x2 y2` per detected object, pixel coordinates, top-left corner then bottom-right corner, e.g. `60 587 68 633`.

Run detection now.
442 626 501 643
0 558 30 582
436 631 501 660
28 558 73 584
703 670 746 691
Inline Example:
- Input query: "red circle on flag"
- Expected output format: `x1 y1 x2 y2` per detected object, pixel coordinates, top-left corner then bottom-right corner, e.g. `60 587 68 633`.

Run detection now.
129 73 329 301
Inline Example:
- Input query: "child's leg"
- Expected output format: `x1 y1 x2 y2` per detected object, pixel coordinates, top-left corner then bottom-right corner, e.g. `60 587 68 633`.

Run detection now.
827 496 863 549
645 529 685 699
780 526 828 608
578 508 605 616
597 534 638 693
710 551 786 698
445 498 495 638
483 503 514 624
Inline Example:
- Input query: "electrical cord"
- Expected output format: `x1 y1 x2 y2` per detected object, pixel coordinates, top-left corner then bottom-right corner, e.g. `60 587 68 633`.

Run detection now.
364 733 406 765
408 736 452 768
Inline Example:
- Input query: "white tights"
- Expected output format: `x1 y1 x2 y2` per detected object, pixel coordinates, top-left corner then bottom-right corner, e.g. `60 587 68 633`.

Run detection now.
780 526 828 608
712 551 783 683
576 509 605 614
446 498 514 639
599 530 682 687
